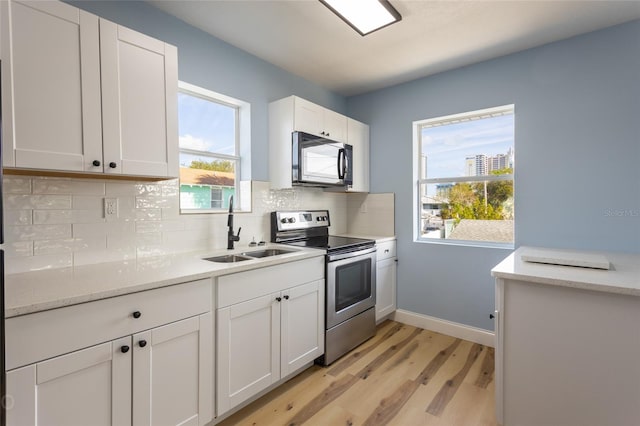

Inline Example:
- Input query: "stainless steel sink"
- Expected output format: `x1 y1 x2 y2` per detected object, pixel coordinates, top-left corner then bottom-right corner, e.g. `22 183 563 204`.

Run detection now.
203 248 296 263
203 254 254 263
242 248 296 258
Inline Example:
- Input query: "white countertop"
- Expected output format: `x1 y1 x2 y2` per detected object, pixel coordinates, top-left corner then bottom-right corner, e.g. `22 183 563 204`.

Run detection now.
5 244 325 318
491 246 640 296
337 234 396 243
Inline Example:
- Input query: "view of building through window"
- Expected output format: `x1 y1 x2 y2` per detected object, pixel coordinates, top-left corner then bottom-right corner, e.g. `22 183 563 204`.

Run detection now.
416 105 515 245
177 85 240 211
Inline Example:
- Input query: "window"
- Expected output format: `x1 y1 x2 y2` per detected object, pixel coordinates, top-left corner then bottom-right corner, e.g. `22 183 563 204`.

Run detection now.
178 82 251 212
413 105 515 246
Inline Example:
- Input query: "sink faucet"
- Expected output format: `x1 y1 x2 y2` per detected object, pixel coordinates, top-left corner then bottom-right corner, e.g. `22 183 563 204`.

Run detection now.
227 195 241 249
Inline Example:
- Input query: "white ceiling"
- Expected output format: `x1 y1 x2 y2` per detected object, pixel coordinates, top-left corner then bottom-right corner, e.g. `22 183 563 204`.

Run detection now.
148 0 640 97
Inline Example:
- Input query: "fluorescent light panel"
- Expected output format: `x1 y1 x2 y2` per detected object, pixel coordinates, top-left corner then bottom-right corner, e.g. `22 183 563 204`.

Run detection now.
321 0 401 36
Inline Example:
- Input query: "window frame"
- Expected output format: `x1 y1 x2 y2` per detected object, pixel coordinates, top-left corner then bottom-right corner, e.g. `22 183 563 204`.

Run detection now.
177 81 251 214
412 104 515 249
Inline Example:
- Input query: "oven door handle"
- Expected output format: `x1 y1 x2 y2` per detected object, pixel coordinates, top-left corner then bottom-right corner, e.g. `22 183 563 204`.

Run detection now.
327 246 376 262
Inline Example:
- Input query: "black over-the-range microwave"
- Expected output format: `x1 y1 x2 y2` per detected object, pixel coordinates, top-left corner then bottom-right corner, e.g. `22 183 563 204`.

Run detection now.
292 131 353 187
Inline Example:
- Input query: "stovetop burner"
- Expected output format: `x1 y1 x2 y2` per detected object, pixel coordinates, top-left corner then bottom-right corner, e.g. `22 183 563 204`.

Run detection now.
283 235 375 252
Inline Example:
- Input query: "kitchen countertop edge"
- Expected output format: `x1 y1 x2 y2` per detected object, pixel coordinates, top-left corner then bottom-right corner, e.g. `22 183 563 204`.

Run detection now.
5 245 326 318
337 234 396 243
491 246 640 297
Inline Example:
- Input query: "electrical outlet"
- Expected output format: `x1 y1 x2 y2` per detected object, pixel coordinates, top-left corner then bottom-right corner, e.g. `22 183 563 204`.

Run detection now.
360 201 368 213
104 198 118 221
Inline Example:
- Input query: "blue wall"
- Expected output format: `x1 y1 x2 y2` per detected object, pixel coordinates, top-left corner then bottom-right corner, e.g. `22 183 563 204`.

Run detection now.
347 20 640 330
69 0 347 181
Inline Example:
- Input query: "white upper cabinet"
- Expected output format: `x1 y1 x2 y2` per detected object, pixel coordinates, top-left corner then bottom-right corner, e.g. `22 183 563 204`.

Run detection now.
293 96 347 142
0 0 178 178
0 0 103 172
100 21 178 177
346 118 370 192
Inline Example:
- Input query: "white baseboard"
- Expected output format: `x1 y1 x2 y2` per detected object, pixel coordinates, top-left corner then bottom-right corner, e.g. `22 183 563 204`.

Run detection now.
392 309 495 348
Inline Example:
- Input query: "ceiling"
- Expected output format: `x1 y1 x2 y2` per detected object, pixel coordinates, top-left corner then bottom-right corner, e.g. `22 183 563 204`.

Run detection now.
148 0 640 97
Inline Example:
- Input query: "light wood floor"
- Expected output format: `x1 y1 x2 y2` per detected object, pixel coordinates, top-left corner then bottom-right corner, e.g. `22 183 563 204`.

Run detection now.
217 320 497 426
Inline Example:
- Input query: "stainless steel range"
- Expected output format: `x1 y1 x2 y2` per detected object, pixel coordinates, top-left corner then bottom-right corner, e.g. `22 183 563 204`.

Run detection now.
271 210 376 365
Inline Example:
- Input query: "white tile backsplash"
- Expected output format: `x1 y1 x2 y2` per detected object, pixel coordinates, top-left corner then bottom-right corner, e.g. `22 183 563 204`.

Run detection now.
4 210 32 226
7 224 72 242
346 193 395 237
5 194 72 210
1 177 393 274
8 252 73 272
32 179 105 195
34 237 107 255
2 241 33 257
3 177 31 194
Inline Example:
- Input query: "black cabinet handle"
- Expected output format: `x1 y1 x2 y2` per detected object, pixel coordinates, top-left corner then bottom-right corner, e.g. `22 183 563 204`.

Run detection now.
139 340 147 348
489 313 495 319
276 297 282 302
92 160 101 167
109 162 117 169
283 295 290 300
121 345 130 353
326 132 330 137
132 311 142 319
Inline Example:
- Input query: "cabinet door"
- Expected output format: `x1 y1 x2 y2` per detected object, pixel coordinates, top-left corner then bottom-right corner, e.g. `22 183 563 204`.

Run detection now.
6 337 132 426
494 279 504 426
346 118 370 192
217 293 280 415
1 0 103 172
100 20 178 178
375 258 397 321
281 280 324 377
132 313 213 426
323 108 347 143
293 97 324 137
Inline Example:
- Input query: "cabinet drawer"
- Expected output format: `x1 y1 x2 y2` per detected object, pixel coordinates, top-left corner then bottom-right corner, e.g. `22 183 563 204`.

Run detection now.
6 278 211 370
217 257 324 308
376 240 396 261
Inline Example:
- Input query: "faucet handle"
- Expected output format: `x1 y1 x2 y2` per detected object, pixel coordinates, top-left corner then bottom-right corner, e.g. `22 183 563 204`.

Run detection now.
232 227 241 242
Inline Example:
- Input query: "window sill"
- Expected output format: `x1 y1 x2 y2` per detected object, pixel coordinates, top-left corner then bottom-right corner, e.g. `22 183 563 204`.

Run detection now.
180 209 252 215
414 238 514 250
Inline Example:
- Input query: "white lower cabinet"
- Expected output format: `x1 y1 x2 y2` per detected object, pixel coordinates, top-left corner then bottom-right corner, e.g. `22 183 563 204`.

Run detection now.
133 314 212 426
215 257 324 417
7 337 132 426
5 279 213 426
280 281 324 376
375 240 397 322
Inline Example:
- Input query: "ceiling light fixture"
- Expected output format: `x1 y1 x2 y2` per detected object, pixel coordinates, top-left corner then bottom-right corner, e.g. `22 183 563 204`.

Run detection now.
320 0 402 36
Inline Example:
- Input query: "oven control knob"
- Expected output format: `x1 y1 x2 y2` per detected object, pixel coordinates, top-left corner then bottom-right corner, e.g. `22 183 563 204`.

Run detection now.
280 218 287 224
287 217 295 223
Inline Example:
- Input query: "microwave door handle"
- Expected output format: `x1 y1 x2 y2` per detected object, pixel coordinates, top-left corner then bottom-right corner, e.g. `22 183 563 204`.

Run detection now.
337 148 345 179
342 149 349 178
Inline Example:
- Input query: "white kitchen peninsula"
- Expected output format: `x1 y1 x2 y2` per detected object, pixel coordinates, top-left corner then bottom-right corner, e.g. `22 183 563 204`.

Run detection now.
491 246 640 426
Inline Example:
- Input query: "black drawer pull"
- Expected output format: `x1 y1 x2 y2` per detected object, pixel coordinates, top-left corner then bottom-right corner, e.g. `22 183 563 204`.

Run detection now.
132 311 142 319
